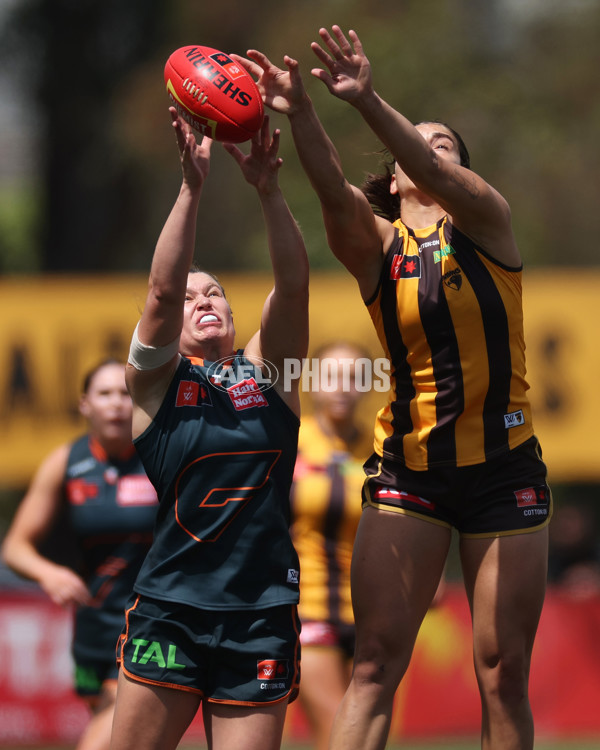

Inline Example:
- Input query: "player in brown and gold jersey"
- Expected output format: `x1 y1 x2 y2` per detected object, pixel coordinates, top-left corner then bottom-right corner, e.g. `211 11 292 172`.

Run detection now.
238 25 551 750
290 341 372 750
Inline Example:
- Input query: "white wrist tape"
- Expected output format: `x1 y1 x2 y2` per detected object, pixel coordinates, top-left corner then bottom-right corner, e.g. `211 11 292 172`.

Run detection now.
128 322 180 371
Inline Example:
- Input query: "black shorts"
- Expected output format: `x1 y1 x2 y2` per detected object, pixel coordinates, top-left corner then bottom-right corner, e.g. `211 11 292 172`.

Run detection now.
362 436 552 537
73 656 119 697
117 595 301 705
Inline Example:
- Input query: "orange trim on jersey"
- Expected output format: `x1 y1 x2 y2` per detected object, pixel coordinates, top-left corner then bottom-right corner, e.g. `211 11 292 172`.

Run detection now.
185 355 236 368
173 450 281 543
120 664 206 696
88 436 136 463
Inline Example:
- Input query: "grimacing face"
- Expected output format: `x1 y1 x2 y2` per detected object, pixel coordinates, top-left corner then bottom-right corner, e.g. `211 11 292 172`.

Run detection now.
179 272 235 357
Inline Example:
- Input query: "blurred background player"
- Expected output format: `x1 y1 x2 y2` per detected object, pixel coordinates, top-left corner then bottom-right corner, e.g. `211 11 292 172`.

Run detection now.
289 341 373 750
548 502 600 598
1 358 158 750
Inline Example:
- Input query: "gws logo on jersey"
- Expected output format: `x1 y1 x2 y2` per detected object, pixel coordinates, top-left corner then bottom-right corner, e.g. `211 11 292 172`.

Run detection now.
175 380 213 408
443 268 462 290
391 254 421 280
206 356 279 392
227 378 268 410
504 409 524 429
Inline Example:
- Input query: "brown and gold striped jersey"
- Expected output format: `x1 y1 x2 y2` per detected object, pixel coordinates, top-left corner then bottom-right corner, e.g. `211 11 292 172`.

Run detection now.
366 217 534 470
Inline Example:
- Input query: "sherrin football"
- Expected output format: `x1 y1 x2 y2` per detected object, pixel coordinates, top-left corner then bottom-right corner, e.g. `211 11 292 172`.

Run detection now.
164 45 264 143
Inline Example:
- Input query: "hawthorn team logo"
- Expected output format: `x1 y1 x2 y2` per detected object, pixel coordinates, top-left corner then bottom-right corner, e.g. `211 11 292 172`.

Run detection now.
443 268 463 290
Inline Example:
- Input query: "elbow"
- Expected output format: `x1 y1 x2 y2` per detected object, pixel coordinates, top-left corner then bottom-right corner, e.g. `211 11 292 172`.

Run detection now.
1 538 15 568
147 275 183 308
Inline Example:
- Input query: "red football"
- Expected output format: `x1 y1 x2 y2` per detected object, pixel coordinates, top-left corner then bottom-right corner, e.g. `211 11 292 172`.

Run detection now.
164 45 264 143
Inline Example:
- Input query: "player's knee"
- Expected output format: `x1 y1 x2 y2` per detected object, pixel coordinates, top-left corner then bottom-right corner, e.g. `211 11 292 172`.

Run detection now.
477 652 528 707
352 635 410 692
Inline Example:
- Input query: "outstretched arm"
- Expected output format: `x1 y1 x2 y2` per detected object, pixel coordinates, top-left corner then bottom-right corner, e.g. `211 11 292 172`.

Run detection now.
223 117 309 414
311 26 518 263
232 50 392 298
1 445 91 608
126 109 212 433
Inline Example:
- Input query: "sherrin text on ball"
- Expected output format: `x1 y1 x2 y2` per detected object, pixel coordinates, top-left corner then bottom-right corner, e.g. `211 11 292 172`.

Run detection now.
164 45 264 143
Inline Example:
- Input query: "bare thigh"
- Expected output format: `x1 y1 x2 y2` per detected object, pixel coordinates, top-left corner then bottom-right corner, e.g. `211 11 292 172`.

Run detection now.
77 680 117 750
299 645 350 719
110 671 201 750
202 699 289 750
351 507 451 673
460 528 548 674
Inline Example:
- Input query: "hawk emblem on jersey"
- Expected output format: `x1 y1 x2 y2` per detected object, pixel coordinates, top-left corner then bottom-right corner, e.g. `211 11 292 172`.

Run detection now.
175 380 213 407
443 268 463 290
390 254 421 280
504 409 524 429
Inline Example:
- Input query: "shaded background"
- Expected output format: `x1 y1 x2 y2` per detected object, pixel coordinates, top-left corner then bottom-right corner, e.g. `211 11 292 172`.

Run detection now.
1 0 599 275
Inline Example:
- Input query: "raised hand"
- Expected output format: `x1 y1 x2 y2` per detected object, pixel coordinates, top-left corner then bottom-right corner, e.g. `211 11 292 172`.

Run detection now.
310 25 373 102
230 51 308 115
169 107 212 190
223 115 283 195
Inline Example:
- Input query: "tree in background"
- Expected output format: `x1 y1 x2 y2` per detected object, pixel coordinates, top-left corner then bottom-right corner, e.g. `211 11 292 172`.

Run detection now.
0 0 599 272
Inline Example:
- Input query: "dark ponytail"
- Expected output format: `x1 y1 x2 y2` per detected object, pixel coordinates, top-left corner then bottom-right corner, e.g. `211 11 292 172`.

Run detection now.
360 154 400 223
